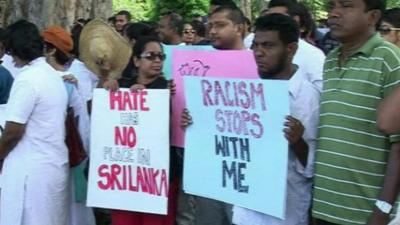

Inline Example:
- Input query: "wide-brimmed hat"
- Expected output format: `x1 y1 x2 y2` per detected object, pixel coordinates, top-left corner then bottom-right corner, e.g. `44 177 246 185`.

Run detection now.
79 19 131 79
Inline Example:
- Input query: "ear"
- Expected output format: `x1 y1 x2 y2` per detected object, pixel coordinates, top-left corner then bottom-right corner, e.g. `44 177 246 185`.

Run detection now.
286 42 299 58
133 56 141 68
236 23 245 37
368 9 381 28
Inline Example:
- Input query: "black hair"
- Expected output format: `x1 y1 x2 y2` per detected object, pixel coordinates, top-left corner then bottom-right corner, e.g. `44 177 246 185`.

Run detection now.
116 10 132 21
0 28 6 43
70 23 84 58
163 12 184 34
382 8 400 28
254 13 300 45
294 3 316 39
210 5 246 25
268 0 298 17
133 36 163 58
191 20 206 37
124 22 157 41
210 0 237 7
5 20 43 62
44 42 71 65
363 0 386 13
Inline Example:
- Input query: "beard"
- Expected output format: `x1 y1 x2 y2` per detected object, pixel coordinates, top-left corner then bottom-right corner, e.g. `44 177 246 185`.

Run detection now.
259 52 288 79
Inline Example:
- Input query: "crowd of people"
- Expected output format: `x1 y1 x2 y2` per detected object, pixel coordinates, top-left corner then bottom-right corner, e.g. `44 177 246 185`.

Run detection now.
1 0 400 225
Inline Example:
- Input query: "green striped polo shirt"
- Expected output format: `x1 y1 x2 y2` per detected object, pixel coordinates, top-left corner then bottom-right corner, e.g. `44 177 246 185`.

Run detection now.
312 33 400 225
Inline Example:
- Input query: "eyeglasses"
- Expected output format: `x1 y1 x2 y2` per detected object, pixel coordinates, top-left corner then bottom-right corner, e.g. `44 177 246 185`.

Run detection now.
139 52 166 61
378 27 400 35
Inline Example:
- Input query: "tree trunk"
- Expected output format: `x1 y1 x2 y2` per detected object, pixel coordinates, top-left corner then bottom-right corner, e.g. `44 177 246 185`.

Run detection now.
0 0 112 30
239 0 252 20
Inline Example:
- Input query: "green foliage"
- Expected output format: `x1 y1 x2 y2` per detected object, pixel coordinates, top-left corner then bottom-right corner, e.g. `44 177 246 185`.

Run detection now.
149 0 209 21
112 0 209 22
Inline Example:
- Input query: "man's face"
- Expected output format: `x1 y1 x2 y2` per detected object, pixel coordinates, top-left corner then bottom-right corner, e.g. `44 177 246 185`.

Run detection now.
115 15 128 32
208 11 242 49
158 16 175 44
327 0 377 42
252 30 294 78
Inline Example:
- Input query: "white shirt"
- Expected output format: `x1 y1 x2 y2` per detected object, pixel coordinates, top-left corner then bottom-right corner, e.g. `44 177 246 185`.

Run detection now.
293 39 325 92
1 57 69 225
244 33 255 49
1 54 22 78
68 59 99 102
232 66 320 225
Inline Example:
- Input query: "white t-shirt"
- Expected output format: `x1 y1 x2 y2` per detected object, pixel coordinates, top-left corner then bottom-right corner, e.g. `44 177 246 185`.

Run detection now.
244 33 255 49
68 59 99 102
293 39 325 92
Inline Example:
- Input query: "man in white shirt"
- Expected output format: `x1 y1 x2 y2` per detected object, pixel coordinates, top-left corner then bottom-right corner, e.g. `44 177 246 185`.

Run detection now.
233 13 320 225
0 20 69 225
266 0 325 92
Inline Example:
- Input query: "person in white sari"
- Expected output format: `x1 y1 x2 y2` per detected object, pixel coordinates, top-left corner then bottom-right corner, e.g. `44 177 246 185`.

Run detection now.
0 20 69 225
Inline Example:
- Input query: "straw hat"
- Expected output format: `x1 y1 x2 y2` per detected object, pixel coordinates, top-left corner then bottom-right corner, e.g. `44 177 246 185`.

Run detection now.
79 19 132 79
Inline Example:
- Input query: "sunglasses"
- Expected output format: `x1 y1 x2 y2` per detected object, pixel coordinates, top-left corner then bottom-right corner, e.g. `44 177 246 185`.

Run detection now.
378 27 400 35
139 52 166 61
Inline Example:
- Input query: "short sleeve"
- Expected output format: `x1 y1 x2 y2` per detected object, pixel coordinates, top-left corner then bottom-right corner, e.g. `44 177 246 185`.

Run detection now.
5 79 37 124
382 47 400 143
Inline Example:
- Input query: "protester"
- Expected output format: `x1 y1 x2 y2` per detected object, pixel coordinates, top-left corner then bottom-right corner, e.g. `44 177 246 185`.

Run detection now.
41 25 95 225
267 0 325 92
108 16 116 28
115 10 132 34
181 22 196 45
158 12 184 45
110 36 179 225
0 28 13 104
379 8 400 47
120 22 157 85
0 20 69 225
232 13 320 225
208 5 246 50
176 5 248 225
311 0 400 224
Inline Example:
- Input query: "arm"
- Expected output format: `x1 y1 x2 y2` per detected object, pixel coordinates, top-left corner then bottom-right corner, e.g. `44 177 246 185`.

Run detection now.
0 121 25 159
378 86 400 135
367 142 400 225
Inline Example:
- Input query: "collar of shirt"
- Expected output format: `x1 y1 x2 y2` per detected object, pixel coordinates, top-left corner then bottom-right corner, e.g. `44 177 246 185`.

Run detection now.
334 33 383 59
288 65 303 99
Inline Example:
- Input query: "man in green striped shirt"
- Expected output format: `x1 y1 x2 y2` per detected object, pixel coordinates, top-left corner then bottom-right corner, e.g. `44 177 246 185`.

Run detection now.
312 1 400 225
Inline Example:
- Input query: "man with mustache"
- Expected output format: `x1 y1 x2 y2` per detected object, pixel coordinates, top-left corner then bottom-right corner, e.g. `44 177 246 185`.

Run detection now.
311 1 400 225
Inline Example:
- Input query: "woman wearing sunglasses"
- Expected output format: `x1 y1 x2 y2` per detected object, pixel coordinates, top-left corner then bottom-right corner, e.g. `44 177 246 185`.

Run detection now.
111 36 178 225
379 8 400 47
181 22 197 45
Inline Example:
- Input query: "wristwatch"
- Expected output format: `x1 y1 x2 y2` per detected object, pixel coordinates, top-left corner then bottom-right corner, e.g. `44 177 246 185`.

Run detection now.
375 200 393 214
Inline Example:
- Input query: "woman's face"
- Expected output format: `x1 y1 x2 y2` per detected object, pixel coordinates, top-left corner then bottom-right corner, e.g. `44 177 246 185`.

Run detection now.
182 24 196 45
134 42 165 78
379 21 400 46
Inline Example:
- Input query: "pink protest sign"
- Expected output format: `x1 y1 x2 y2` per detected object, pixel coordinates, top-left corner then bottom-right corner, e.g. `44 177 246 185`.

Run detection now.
171 50 259 147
